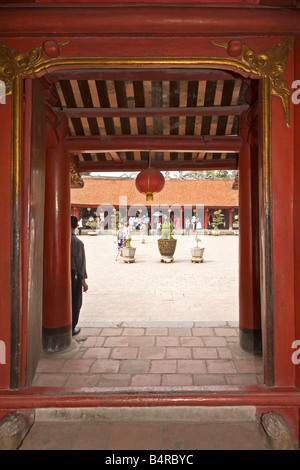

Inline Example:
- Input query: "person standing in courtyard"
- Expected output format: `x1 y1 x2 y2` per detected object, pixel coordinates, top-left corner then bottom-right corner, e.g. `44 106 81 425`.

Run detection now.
71 216 88 336
115 224 125 260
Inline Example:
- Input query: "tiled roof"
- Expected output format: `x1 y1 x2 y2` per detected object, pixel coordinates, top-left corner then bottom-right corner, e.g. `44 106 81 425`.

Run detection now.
71 177 238 207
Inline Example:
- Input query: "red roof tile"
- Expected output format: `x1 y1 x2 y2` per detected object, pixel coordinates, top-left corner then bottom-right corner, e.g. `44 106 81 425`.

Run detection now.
71 177 238 208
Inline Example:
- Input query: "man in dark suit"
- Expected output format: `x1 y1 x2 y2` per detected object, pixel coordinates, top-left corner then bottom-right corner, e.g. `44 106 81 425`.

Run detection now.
71 216 88 335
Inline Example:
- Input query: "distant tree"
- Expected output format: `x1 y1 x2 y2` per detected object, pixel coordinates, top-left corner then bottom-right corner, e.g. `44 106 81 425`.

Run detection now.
186 170 234 179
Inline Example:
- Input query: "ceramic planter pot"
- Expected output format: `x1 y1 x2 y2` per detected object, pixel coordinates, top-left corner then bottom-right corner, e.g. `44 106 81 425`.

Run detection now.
157 238 177 263
123 247 136 263
190 246 205 263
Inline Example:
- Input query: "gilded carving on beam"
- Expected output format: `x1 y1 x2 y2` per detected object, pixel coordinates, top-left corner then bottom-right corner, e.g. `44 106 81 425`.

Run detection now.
0 41 67 99
70 160 84 188
213 39 293 127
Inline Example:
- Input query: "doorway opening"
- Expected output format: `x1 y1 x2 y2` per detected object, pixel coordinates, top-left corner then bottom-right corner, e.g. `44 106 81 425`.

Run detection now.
31 68 263 391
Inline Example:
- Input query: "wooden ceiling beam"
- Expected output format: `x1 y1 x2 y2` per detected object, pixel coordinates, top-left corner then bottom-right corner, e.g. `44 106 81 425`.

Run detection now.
78 158 237 172
61 104 248 118
108 152 123 164
50 69 241 81
65 135 242 153
1 6 299 37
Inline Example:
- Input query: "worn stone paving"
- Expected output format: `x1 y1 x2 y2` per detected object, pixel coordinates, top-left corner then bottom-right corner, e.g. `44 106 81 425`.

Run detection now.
78 233 239 325
33 324 263 388
33 234 263 389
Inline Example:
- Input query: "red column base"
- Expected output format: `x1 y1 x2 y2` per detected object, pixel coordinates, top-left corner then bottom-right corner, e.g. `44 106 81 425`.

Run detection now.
42 326 72 352
239 326 262 355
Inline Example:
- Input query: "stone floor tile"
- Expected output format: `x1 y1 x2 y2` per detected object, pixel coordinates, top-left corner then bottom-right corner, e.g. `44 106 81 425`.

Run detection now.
202 422 270 450
64 373 100 388
166 347 191 359
217 347 233 359
82 348 111 359
180 336 204 347
130 374 161 386
72 422 112 450
96 374 131 387
150 360 177 374
226 374 260 385
177 359 207 374
145 327 168 336
32 373 68 388
111 347 138 359
107 423 161 450
192 347 218 359
203 336 227 347
214 327 238 336
169 328 192 337
193 373 227 385
129 336 155 347
90 359 120 373
101 328 123 336
234 359 264 374
19 422 81 450
60 359 94 373
162 374 193 386
161 422 216 450
122 327 145 336
138 346 166 360
206 359 237 374
103 336 130 347
36 358 65 373
119 359 150 374
156 336 179 347
192 327 214 336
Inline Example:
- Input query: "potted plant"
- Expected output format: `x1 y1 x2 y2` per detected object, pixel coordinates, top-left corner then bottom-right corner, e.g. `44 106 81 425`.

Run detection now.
211 209 225 235
190 231 205 263
87 219 98 236
157 218 177 263
123 237 136 263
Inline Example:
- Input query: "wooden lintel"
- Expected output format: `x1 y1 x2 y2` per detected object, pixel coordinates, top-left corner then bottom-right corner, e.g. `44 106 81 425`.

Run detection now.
61 105 248 119
65 135 242 153
1 6 299 37
78 158 238 173
50 68 242 82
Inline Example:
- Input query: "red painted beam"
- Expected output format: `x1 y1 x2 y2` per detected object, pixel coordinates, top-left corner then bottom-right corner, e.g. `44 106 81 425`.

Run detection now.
1 386 300 410
0 6 299 37
62 105 249 119
51 69 241 81
77 159 237 172
65 135 242 153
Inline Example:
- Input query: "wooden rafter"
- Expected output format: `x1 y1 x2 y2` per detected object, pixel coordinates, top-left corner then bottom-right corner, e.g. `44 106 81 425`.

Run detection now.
65 135 242 153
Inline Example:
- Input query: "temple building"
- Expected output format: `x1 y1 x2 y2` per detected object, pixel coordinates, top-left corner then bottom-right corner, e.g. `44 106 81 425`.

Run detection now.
1 0 300 449
71 175 239 231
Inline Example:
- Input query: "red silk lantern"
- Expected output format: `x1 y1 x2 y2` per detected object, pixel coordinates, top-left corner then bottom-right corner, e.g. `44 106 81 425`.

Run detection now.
135 167 165 201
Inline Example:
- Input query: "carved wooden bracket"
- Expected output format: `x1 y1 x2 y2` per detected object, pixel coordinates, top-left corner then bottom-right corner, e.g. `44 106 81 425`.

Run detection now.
0 40 67 100
213 38 293 127
70 155 84 188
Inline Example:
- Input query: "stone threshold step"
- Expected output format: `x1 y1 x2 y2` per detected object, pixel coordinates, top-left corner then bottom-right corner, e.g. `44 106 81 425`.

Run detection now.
35 405 256 423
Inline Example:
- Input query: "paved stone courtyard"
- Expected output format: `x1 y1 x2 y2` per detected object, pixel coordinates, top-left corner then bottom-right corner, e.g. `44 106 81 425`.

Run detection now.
79 232 239 325
33 233 264 389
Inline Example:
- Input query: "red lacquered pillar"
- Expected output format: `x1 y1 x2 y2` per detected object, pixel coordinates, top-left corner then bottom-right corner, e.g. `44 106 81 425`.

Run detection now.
239 101 262 354
42 112 72 351
294 35 300 389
